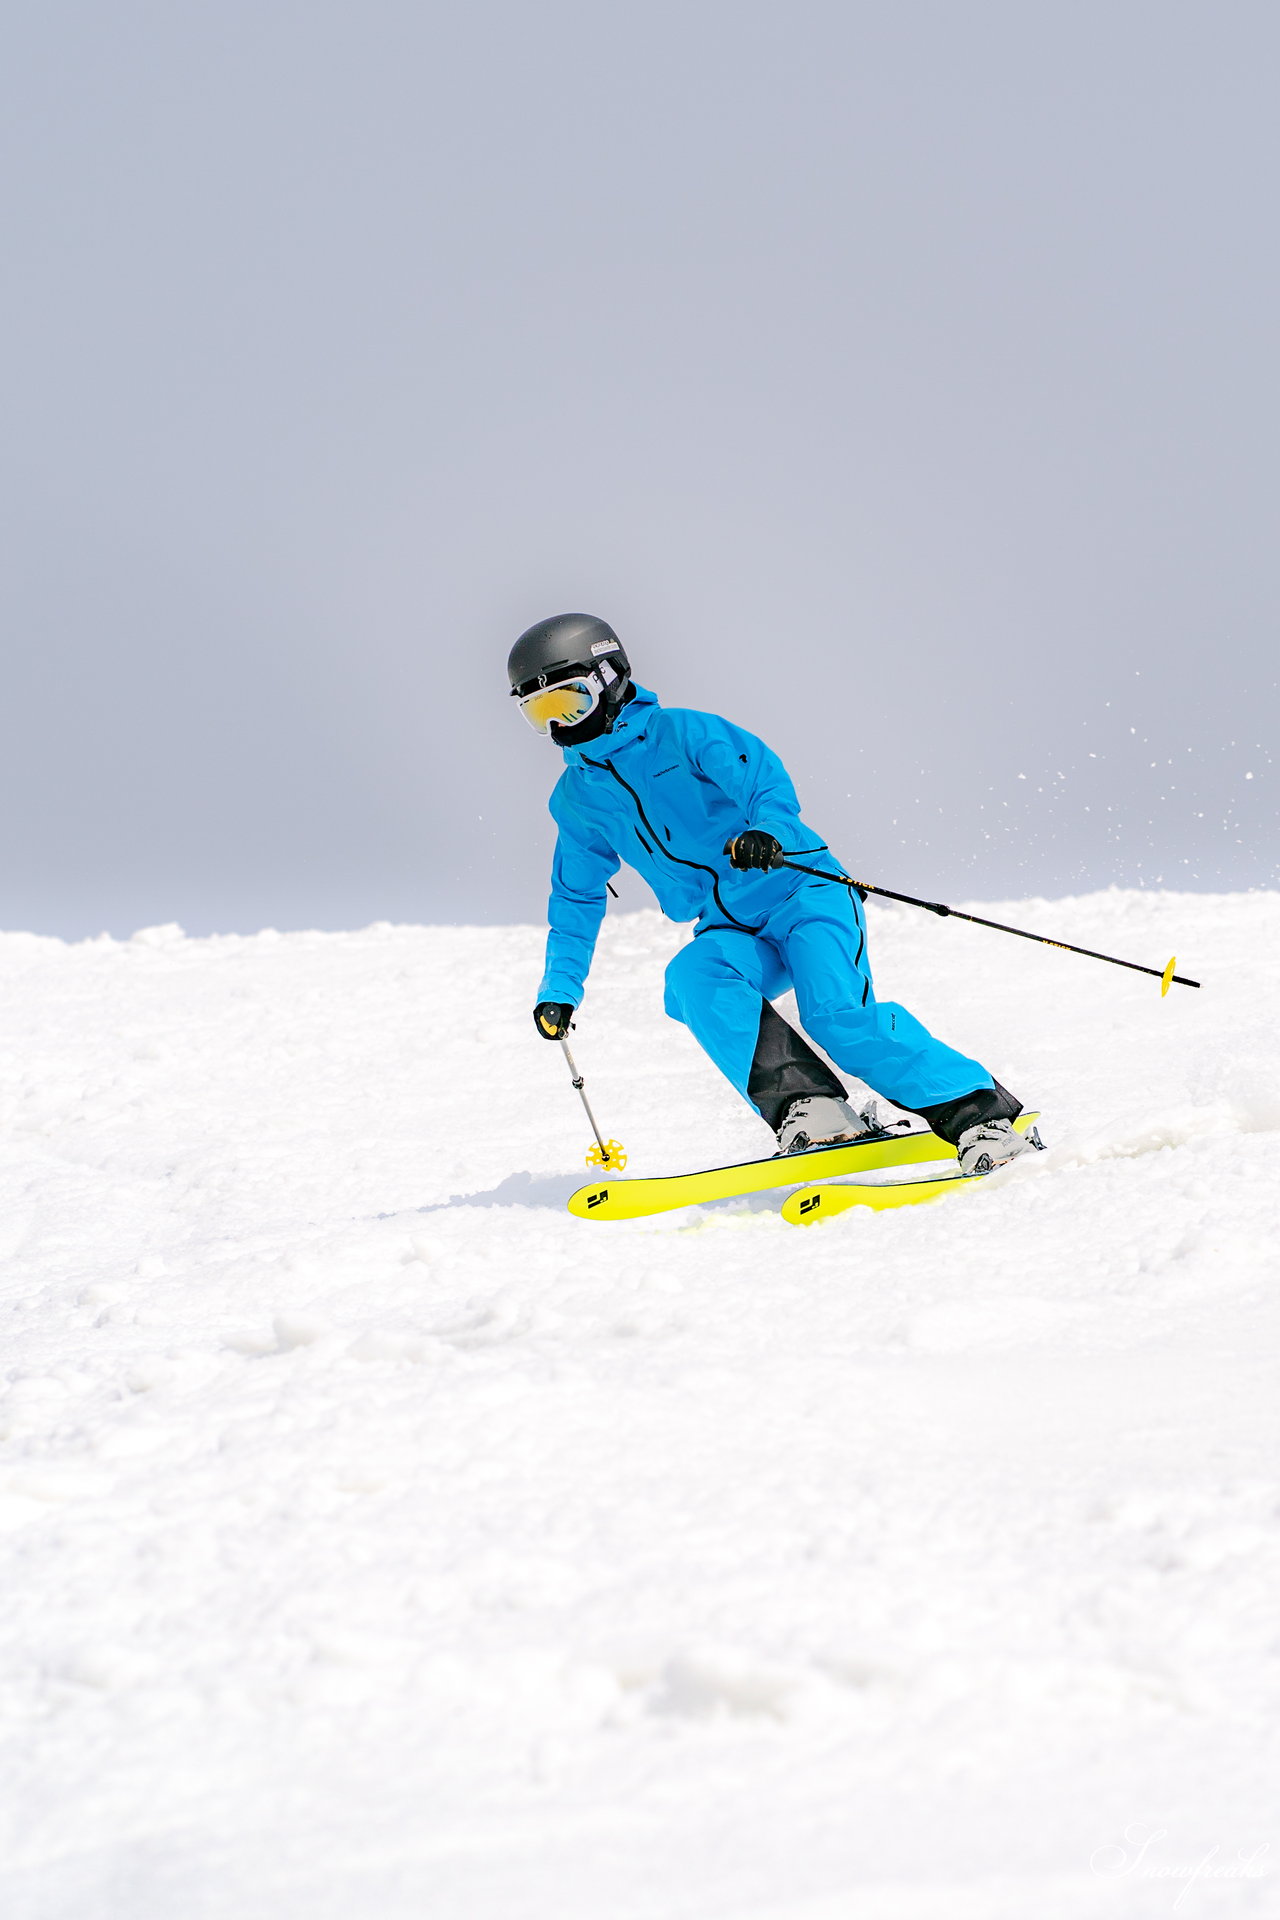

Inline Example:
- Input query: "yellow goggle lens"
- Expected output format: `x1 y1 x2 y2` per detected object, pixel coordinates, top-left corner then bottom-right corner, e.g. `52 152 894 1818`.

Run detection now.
519 679 597 733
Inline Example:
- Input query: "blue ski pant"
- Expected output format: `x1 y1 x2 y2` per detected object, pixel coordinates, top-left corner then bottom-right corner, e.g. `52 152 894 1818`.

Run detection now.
663 878 993 1117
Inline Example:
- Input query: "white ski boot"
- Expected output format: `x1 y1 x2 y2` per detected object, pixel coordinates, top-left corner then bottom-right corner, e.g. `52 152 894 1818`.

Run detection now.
956 1117 1032 1177
776 1095 878 1156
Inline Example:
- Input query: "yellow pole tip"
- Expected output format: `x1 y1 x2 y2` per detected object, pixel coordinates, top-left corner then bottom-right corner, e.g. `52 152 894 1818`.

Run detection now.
1161 956 1176 997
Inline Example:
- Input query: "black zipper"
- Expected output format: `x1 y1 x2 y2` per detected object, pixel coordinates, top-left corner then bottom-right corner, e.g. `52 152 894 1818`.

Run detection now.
853 912 868 1005
582 754 760 935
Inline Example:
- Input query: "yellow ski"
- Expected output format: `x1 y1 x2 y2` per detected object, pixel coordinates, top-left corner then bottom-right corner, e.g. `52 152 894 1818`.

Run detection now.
781 1113 1042 1226
782 1169 970 1224
566 1113 1039 1222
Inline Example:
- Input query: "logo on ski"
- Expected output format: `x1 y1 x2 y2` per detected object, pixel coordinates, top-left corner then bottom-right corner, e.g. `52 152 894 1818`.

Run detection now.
586 1189 611 1209
798 1193 822 1215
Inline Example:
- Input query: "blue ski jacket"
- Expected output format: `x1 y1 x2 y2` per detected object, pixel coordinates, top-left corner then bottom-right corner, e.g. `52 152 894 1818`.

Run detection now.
537 685 844 1005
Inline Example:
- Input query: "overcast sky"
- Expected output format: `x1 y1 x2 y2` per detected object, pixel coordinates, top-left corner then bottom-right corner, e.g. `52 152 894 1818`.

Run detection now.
2 0 1276 939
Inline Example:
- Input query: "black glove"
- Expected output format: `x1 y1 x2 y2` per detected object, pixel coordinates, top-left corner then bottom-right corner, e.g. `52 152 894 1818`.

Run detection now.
723 830 784 872
533 1000 575 1040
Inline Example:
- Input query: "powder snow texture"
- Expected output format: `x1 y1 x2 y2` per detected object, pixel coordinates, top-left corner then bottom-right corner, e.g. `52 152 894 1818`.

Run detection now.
0 891 1277 1920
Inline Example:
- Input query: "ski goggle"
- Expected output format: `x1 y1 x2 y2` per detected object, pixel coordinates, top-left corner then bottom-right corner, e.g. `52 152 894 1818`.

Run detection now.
516 672 604 734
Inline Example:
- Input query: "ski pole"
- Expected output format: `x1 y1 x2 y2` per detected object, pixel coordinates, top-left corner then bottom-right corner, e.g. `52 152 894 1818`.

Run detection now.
559 1034 627 1170
779 858 1201 994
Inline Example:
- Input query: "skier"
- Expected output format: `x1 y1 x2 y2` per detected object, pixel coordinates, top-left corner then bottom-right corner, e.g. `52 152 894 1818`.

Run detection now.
511 613 1031 1175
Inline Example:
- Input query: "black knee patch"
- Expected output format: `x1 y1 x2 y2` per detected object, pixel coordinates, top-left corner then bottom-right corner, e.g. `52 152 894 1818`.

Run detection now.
747 1001 847 1131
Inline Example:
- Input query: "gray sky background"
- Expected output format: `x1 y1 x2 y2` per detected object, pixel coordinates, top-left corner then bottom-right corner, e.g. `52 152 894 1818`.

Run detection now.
2 0 1276 940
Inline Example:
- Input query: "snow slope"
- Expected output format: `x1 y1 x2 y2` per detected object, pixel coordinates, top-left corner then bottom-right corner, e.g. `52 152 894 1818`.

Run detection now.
1 891 1277 1919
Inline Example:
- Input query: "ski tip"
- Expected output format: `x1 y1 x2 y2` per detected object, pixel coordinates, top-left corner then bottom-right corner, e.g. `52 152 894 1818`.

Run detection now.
567 1179 626 1220
1161 955 1176 997
780 1170 969 1225
786 1187 831 1225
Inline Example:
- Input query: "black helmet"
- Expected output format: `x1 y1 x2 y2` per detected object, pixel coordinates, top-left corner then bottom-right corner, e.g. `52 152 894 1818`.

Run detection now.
507 613 633 743
507 613 629 694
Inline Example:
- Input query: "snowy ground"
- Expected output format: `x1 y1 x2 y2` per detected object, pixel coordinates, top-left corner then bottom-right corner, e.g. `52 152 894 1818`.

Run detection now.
0 890 1277 1919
